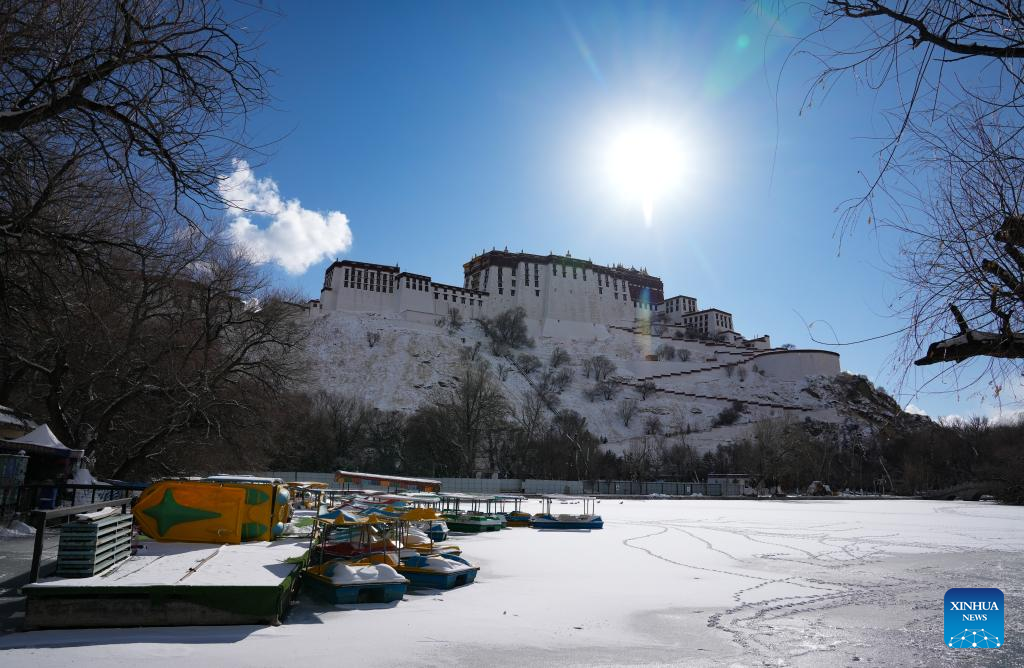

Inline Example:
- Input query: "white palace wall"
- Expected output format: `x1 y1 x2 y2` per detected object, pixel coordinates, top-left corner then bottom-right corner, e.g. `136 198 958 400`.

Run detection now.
750 350 841 380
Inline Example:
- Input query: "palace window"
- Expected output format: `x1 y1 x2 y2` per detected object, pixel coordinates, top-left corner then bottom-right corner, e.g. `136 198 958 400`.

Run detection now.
572 267 576 279
511 267 516 276
434 293 438 300
511 290 516 296
461 297 466 304
553 264 557 276
599 288 603 295
562 266 566 277
498 288 503 295
535 290 540 297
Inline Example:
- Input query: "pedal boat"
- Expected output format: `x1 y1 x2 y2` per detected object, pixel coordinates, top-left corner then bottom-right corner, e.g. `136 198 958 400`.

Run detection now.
304 560 408 604
531 495 603 530
395 552 479 589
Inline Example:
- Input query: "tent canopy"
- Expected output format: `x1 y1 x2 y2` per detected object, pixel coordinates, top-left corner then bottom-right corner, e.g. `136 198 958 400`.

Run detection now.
0 424 84 458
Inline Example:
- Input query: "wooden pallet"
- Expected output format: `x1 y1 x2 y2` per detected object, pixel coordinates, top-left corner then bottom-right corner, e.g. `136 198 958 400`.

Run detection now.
56 513 133 578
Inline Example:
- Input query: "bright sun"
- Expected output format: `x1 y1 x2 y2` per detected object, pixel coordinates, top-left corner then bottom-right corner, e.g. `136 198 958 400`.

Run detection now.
605 123 685 225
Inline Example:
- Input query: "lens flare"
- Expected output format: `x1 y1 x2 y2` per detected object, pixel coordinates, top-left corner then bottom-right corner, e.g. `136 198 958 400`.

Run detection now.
605 124 685 226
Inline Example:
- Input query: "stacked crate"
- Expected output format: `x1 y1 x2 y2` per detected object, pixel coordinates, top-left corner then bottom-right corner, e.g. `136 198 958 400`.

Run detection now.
56 510 133 577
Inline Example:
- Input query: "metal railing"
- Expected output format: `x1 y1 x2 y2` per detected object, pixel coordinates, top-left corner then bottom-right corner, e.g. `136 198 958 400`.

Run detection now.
28 497 134 583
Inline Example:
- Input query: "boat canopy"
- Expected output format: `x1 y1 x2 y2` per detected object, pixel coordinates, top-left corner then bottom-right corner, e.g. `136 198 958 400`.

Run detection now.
335 470 441 492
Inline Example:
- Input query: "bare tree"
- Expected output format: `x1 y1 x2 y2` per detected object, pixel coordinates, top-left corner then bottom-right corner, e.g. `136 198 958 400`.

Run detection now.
366 331 381 348
617 397 639 426
589 355 616 381
1 213 311 477
598 380 621 401
582 357 594 378
637 380 657 400
427 360 509 475
801 2 1024 380
0 0 268 234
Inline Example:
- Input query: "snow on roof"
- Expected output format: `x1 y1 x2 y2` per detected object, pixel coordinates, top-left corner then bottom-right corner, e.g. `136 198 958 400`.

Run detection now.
335 470 441 491
0 404 35 429
1 424 83 458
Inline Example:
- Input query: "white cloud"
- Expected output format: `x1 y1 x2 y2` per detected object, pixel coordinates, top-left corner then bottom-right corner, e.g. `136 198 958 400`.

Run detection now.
219 159 353 274
904 403 928 416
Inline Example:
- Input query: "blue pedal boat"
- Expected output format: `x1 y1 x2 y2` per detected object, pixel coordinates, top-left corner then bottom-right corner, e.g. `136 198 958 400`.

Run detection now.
531 495 604 530
304 560 409 604
396 553 479 589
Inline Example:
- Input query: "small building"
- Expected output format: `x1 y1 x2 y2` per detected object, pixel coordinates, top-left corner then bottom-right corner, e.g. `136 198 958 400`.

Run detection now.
0 404 36 440
0 424 84 488
707 473 754 497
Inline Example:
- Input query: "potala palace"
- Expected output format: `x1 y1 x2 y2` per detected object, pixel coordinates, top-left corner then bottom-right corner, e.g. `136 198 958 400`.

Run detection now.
311 249 771 347
301 247 847 446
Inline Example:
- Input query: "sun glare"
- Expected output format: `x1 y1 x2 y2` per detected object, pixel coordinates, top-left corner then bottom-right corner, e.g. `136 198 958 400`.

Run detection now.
605 123 685 226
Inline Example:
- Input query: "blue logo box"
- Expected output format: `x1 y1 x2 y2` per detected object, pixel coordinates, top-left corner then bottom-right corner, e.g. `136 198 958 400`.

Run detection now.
945 588 1004 649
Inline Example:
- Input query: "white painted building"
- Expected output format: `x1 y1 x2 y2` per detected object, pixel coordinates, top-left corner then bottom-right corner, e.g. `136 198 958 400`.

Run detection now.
309 250 769 345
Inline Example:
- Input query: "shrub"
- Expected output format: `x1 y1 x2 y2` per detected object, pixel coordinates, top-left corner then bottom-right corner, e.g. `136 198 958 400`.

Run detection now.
516 353 542 375
678 348 692 362
712 400 745 427
436 307 464 334
655 343 676 360
643 415 663 435
549 346 570 368
637 380 657 400
366 331 381 348
598 380 620 400
477 306 533 354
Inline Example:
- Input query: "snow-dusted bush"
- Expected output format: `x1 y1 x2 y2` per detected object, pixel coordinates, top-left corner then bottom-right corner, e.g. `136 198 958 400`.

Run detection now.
655 343 676 360
549 346 570 368
516 352 542 375
476 306 533 355
643 415 663 435
712 401 745 427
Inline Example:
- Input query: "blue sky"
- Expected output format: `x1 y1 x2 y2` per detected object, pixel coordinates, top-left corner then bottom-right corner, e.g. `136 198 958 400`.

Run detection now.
221 1 1017 420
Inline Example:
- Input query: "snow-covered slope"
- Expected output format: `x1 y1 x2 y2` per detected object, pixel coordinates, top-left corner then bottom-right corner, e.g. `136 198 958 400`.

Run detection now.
304 311 888 453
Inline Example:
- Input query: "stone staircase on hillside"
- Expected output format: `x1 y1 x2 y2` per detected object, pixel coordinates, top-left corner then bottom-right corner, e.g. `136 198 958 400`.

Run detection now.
614 378 817 413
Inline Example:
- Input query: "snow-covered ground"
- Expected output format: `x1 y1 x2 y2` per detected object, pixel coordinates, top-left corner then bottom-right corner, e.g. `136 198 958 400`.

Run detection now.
2 499 1022 667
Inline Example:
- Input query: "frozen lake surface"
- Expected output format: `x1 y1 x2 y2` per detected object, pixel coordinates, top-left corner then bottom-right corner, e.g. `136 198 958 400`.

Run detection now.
2 498 1022 667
